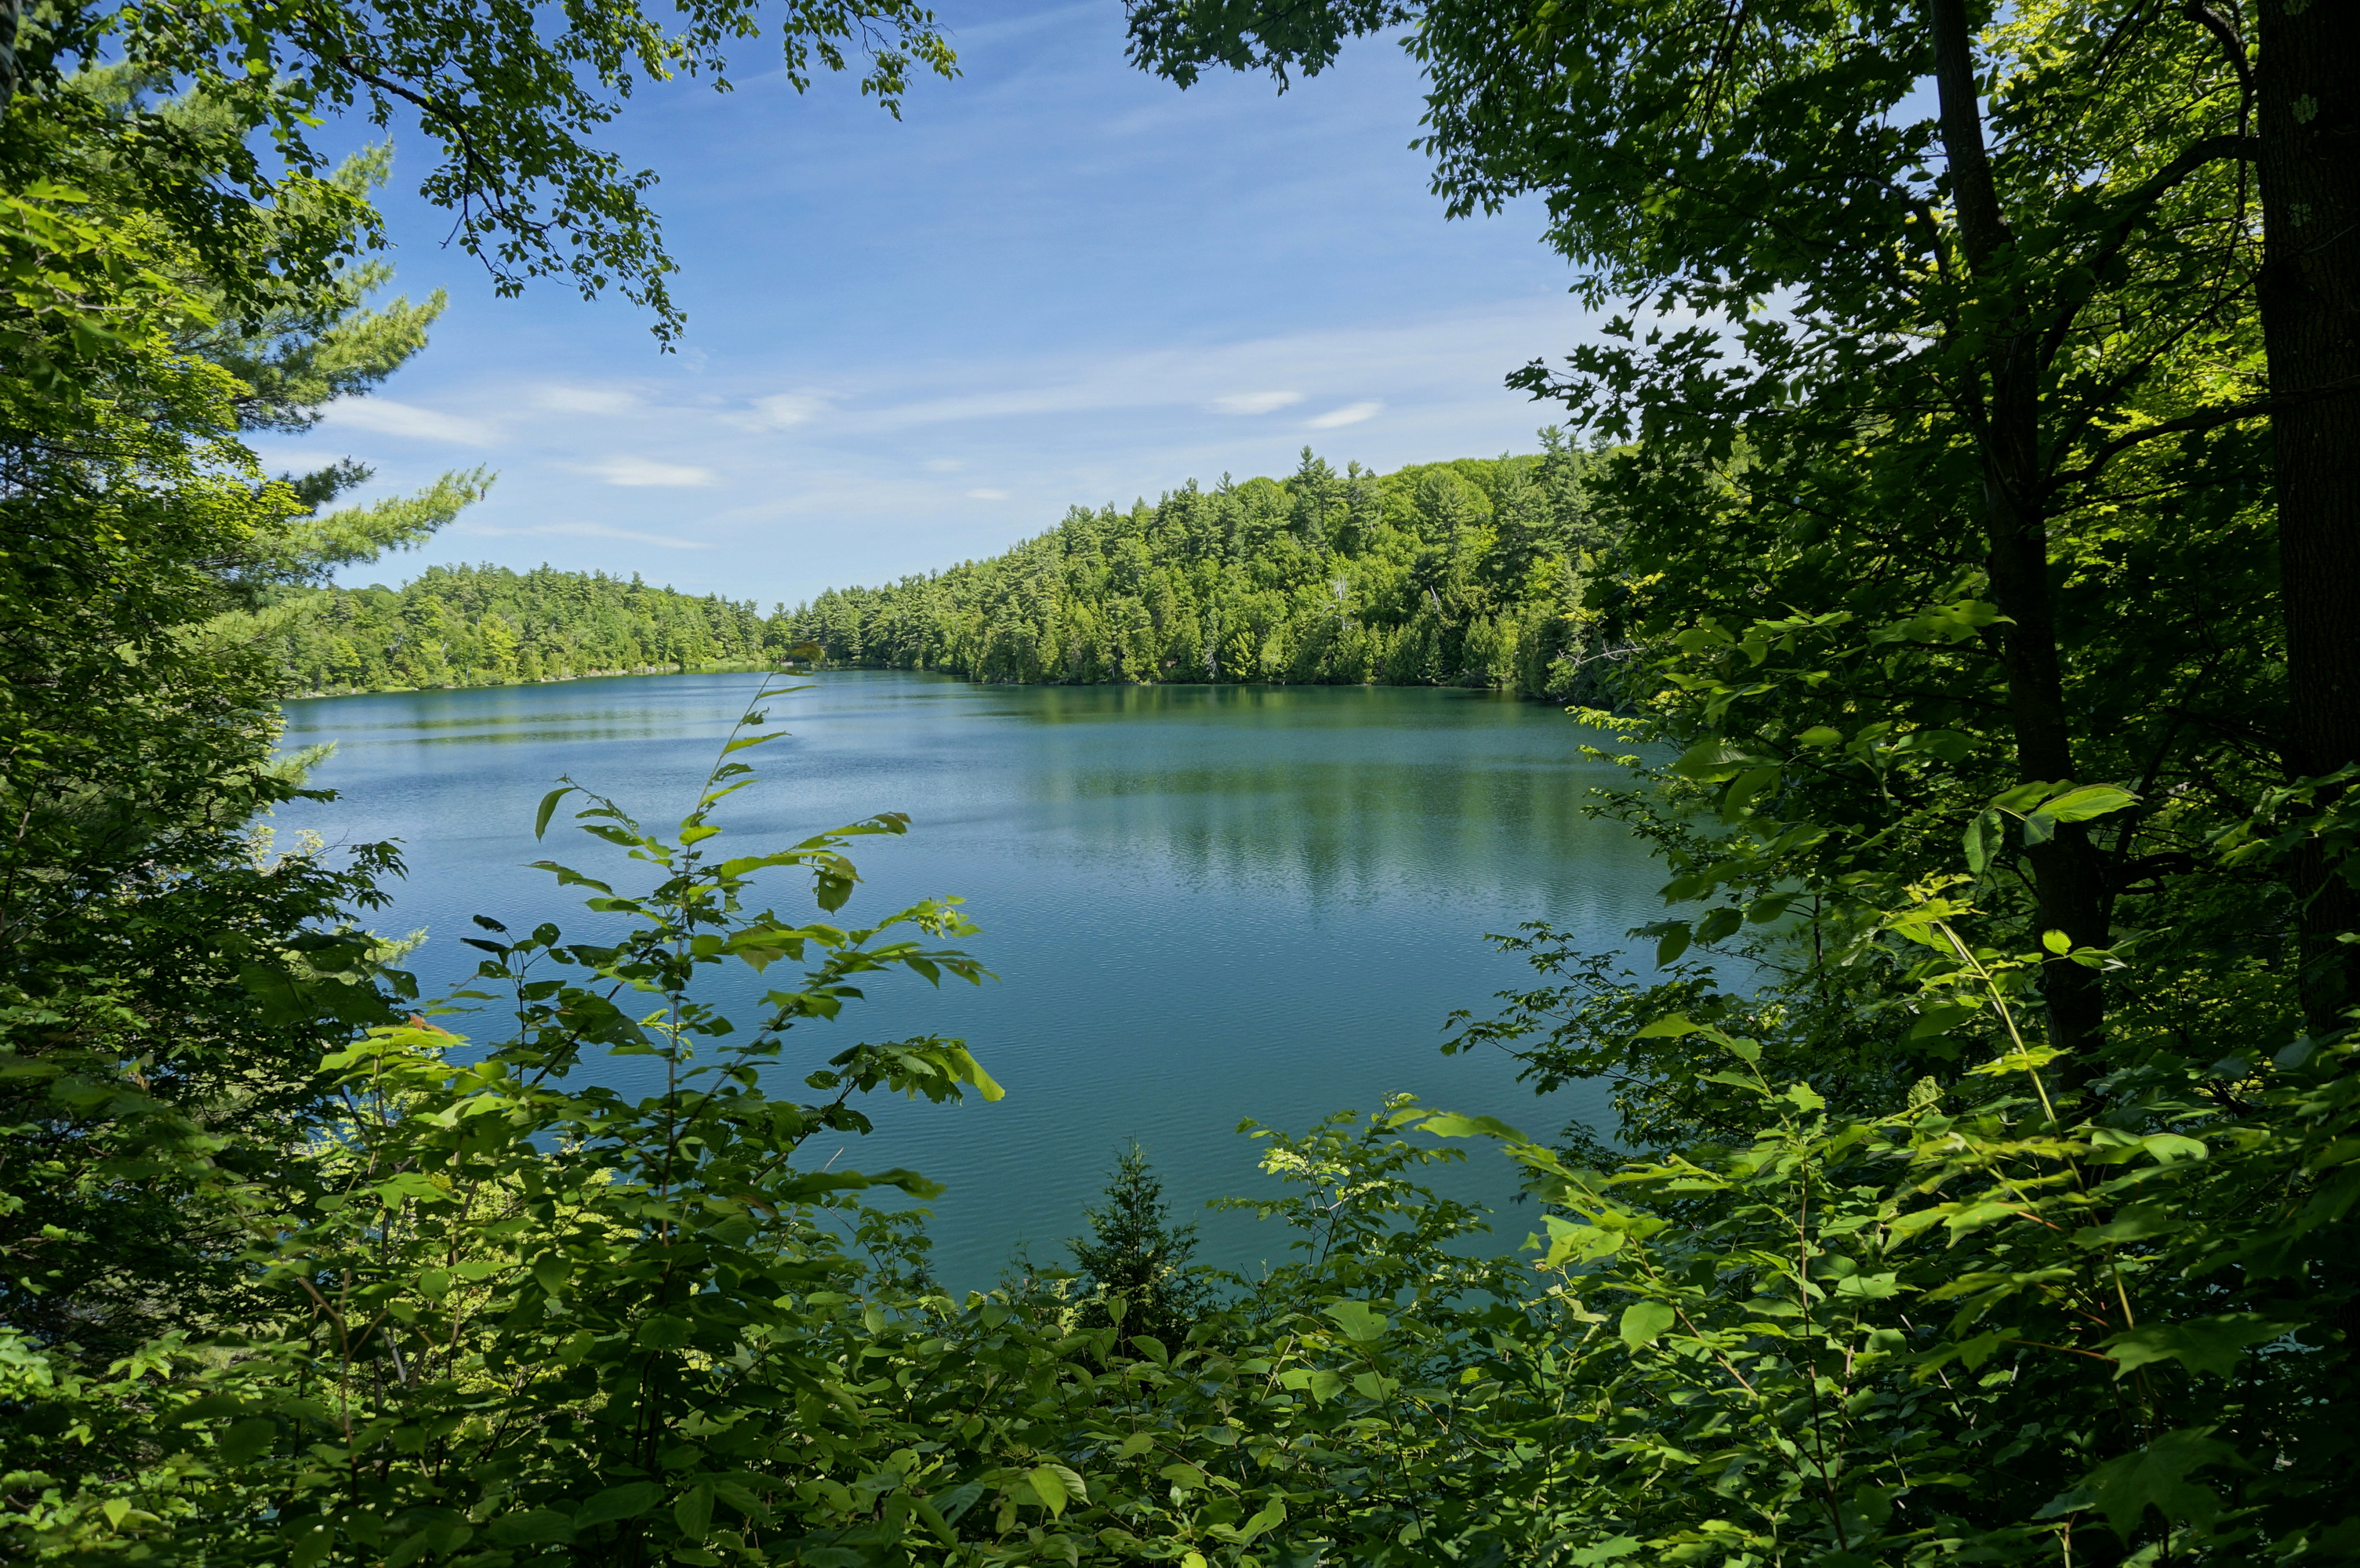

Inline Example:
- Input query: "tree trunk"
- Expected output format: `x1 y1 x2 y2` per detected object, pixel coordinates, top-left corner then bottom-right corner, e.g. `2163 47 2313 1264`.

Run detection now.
0 0 20 114
1927 0 2113 1067
2253 0 2360 1031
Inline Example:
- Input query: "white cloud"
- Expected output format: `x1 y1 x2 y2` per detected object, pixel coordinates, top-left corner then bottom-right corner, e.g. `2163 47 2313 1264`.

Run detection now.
1211 390 1302 415
844 306 1584 434
1306 401 1383 430
966 488 1013 500
321 397 497 445
580 456 721 488
456 521 710 550
749 391 833 429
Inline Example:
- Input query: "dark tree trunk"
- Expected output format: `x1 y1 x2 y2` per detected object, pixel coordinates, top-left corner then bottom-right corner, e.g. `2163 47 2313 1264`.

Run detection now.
0 0 20 114
1929 0 2112 1067
2253 0 2360 1031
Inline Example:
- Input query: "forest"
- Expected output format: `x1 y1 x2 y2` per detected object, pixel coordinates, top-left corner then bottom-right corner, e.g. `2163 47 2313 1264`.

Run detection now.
270 441 1607 702
4 0 2357 1566
782 442 1614 701
273 566 779 694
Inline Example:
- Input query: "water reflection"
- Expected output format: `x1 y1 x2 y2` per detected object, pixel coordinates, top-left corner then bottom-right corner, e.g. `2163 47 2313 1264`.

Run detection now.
280 672 1660 1286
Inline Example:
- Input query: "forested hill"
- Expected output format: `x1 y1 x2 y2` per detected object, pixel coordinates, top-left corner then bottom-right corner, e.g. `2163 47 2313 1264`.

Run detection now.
782 436 1618 702
274 564 787 695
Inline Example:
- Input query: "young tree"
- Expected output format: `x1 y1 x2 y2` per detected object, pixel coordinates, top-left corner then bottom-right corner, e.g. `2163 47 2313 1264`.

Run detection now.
1069 1142 1210 1352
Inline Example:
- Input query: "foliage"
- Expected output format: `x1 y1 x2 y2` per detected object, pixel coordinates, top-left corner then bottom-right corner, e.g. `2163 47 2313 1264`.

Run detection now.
272 563 791 694
783 440 1621 699
3 0 957 345
11 0 2360 1562
3 0 964 1543
1113 0 2360 1561
1069 1143 1211 1354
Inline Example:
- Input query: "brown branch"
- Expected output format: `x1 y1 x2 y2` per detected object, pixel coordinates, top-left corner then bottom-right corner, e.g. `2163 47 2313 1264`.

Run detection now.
2037 133 2261 374
2179 2 2255 103
2052 372 2360 490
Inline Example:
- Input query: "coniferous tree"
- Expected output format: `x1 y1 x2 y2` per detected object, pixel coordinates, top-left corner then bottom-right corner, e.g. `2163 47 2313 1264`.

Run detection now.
1069 1142 1211 1353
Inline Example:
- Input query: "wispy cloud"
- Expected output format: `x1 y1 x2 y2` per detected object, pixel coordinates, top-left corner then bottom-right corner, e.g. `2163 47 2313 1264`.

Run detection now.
840 309 1577 435
1212 390 1302 415
321 397 498 446
533 384 642 416
456 521 711 550
747 391 833 429
1306 401 1382 430
580 456 721 488
966 487 1013 501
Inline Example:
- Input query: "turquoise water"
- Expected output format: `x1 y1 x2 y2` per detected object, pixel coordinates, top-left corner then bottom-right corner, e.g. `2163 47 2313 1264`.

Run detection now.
278 671 1663 1287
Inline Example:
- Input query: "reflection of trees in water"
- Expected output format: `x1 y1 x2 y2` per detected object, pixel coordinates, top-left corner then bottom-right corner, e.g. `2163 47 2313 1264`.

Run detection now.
285 673 1661 929
911 679 1660 920
1037 758 1657 917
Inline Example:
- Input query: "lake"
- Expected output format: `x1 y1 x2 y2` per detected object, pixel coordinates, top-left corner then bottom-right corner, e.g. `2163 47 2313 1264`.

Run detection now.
277 670 1664 1287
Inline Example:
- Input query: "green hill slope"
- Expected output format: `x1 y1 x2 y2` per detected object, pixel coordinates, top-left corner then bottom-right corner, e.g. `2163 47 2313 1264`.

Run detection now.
782 436 1619 701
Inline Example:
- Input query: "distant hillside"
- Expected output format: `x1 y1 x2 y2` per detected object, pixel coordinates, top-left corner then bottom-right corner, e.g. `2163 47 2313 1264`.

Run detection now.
272 563 790 695
780 437 1620 702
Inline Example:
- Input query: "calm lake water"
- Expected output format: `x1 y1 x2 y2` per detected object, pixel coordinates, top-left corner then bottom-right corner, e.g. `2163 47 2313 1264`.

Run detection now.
278 670 1664 1287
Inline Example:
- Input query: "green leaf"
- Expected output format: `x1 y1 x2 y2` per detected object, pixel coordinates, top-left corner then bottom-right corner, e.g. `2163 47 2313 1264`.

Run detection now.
2102 1315 2291 1379
1719 764 1781 821
1670 739 1763 782
1654 922 1693 967
1026 1463 1084 1518
2042 783 2139 822
1619 1300 1676 1349
217 1416 275 1467
2086 1428 2232 1538
1236 1497 1287 1541
373 1173 449 1203
1636 1014 1704 1039
674 1485 714 1541
1909 1003 1978 1040
1420 1110 1530 1142
1963 808 2001 873
534 786 578 840
1323 1301 1390 1341
574 1483 663 1530
1694 906 1743 944
489 1511 576 1547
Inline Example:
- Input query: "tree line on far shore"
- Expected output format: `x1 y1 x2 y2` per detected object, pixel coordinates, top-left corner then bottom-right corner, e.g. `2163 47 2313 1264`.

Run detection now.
267 437 1628 704
269 564 779 694
781 438 1621 702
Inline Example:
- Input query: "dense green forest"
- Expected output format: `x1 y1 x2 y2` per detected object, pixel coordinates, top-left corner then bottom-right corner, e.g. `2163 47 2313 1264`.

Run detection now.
273 565 779 692
273 441 1610 701
6 0 2358 1566
783 441 1614 700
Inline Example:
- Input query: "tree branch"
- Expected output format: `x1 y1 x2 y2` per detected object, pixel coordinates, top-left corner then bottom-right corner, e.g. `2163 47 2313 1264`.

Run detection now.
1928 0 2010 269
2051 373 2360 490
2179 2 2255 104
2038 133 2260 372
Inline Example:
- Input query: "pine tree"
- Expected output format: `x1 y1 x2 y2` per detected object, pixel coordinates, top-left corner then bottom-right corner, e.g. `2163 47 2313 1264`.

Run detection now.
1069 1142 1209 1352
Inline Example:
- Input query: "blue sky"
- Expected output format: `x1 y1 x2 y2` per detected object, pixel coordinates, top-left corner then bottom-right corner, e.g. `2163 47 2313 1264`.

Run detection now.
258 2 1603 610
